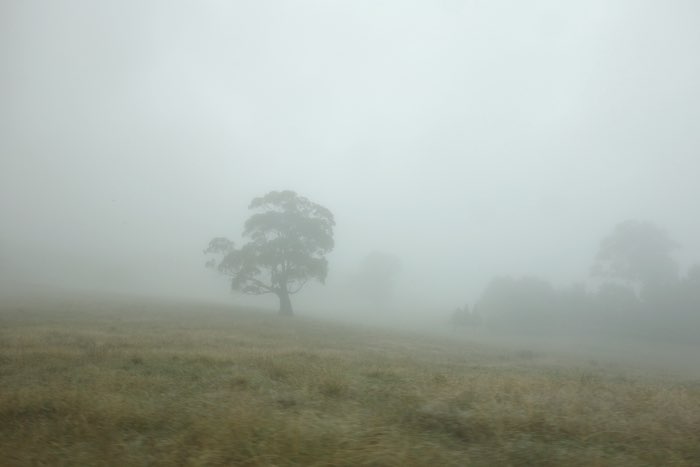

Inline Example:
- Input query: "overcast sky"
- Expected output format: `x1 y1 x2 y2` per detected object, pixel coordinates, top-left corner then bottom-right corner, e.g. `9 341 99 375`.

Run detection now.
2 0 699 310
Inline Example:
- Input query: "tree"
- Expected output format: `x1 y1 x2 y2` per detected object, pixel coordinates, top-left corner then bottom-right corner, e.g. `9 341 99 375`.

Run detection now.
667 263 700 318
686 263 700 283
451 303 482 327
592 220 679 296
352 251 402 306
595 282 640 316
205 190 335 316
476 276 558 333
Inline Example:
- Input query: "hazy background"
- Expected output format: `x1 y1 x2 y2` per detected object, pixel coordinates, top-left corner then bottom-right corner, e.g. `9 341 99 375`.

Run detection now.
2 0 699 316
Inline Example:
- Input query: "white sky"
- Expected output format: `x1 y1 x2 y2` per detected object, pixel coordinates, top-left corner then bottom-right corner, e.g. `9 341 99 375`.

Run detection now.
2 0 699 310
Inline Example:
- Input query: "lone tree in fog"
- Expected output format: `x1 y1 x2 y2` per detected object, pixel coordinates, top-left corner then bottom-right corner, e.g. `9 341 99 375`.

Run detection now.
593 220 679 296
205 190 335 316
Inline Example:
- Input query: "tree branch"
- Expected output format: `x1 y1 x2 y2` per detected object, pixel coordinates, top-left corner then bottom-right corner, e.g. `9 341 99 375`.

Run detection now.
247 276 276 293
289 277 309 295
243 288 276 296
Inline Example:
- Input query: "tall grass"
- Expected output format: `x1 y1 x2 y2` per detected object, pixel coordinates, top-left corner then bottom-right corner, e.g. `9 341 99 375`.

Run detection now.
1 295 699 466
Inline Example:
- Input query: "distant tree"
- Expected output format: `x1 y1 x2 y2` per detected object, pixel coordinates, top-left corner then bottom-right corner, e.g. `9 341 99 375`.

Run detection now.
476 276 558 333
595 282 640 316
686 263 700 283
670 263 700 318
451 303 482 327
353 251 402 306
205 190 335 316
593 220 679 297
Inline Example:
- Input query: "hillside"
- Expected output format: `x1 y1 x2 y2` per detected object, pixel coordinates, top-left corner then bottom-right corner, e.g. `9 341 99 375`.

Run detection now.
1 294 699 466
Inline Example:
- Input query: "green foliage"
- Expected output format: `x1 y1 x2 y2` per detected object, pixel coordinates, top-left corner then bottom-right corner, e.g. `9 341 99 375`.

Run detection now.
206 190 335 314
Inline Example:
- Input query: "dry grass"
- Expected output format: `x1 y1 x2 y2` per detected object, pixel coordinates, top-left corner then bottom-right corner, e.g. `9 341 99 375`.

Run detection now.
1 294 699 466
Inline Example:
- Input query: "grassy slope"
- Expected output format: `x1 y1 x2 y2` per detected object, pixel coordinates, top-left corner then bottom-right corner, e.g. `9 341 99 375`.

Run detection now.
1 295 699 466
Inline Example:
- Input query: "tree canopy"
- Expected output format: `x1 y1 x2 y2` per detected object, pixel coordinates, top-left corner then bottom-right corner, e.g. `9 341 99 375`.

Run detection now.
592 220 679 294
205 190 335 315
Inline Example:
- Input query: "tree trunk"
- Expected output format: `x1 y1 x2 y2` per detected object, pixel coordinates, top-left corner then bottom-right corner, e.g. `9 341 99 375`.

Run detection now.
277 288 293 316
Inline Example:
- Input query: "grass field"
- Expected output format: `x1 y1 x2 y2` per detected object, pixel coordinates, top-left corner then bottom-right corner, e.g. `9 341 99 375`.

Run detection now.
1 294 699 466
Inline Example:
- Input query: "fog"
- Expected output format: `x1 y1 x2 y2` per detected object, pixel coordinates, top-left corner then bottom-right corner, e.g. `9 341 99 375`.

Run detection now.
2 1 700 323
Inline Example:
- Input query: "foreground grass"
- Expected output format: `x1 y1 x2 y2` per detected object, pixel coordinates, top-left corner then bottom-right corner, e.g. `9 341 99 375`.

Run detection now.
1 295 699 466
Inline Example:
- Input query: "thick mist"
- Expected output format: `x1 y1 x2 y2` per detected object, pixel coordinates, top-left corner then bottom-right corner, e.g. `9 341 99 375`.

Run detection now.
2 1 700 323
